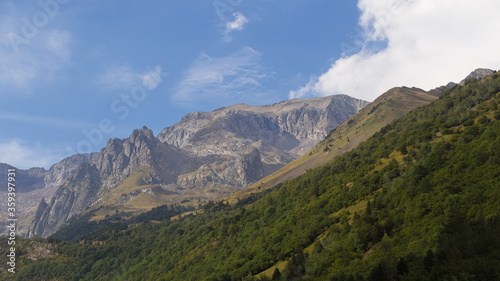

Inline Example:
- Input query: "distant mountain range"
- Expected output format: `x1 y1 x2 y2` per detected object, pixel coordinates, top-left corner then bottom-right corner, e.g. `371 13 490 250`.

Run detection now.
1 95 368 238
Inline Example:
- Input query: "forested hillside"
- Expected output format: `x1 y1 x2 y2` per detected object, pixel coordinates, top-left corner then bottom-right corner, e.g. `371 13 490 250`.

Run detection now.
2 74 500 281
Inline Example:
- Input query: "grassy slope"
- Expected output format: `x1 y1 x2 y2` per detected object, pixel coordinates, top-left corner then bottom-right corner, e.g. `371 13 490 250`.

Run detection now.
80 87 438 222
227 87 439 204
88 168 217 221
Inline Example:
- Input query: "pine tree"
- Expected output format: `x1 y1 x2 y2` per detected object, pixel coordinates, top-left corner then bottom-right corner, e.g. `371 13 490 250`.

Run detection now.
423 250 435 273
396 257 409 276
271 268 281 280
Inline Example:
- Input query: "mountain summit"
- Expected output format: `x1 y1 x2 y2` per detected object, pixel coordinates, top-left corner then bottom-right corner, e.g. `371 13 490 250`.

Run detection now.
459 68 495 85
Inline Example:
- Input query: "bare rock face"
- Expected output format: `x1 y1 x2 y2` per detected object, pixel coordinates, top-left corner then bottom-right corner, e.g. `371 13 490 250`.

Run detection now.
26 95 368 237
459 68 495 85
43 153 96 190
29 163 101 237
159 95 367 157
29 127 201 238
177 146 264 191
93 127 161 189
25 241 58 261
157 94 367 192
0 154 95 237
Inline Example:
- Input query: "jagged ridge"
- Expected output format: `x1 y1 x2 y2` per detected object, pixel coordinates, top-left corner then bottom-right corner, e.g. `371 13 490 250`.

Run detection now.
28 95 367 238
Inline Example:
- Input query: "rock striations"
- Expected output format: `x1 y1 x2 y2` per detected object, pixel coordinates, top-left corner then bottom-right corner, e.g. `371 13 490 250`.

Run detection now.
14 95 368 238
158 95 367 156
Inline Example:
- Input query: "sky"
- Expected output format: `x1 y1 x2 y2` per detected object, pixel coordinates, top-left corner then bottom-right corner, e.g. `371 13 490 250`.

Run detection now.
1 0 499 169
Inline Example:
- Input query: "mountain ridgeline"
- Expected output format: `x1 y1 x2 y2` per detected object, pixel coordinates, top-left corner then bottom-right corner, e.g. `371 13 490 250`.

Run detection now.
229 86 443 199
0 155 95 238
3 71 499 280
19 95 368 238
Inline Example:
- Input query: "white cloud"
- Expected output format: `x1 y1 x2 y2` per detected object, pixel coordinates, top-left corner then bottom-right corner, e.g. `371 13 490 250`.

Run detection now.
290 0 500 101
0 5 73 93
224 12 249 41
98 65 164 91
172 47 275 107
226 12 249 31
0 140 63 169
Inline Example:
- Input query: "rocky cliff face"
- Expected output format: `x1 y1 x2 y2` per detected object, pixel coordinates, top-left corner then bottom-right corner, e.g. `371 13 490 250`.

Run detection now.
28 127 204 237
26 95 367 238
29 163 102 237
0 154 95 237
157 95 367 192
43 154 96 190
459 68 495 85
159 95 367 156
93 127 163 189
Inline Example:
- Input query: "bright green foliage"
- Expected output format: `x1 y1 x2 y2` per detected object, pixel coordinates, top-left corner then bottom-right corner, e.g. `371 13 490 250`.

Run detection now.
5 74 500 281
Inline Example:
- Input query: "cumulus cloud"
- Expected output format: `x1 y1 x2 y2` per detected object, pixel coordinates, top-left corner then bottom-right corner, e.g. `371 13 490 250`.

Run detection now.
0 140 63 169
172 47 275 107
98 65 164 91
224 12 249 41
290 0 500 101
0 4 73 93
227 12 249 31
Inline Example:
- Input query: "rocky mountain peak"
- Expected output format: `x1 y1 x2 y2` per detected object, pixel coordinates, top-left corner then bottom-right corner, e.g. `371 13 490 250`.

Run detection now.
459 68 495 85
28 162 102 237
27 94 369 238
158 95 369 157
429 68 496 95
131 126 155 140
92 127 165 189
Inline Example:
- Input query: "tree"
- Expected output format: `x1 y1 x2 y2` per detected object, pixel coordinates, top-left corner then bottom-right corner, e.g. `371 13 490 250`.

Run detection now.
423 250 435 273
271 268 281 280
494 110 500 120
365 200 372 216
396 257 409 276
369 264 388 281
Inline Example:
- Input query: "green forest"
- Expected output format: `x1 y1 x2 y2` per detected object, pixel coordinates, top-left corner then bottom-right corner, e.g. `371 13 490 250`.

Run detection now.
2 74 500 280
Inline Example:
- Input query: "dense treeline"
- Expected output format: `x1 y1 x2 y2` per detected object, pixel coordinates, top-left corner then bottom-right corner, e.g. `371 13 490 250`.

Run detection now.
5 74 500 280
49 204 194 242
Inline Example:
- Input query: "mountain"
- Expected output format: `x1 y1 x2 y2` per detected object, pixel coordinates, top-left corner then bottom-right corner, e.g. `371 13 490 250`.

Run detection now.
6 71 499 280
0 154 95 236
226 87 441 201
459 68 495 85
26 95 367 238
228 68 495 202
158 95 367 157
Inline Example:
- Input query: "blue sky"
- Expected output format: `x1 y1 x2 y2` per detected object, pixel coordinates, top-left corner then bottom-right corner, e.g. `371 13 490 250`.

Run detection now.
1 0 500 169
